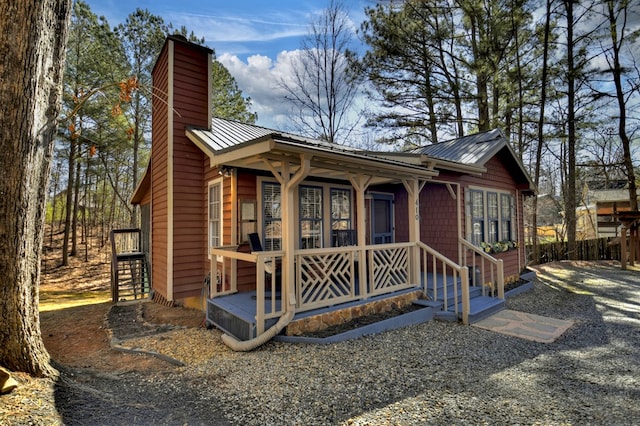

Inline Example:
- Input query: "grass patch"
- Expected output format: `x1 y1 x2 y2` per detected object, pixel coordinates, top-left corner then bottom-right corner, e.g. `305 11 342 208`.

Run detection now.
39 290 111 312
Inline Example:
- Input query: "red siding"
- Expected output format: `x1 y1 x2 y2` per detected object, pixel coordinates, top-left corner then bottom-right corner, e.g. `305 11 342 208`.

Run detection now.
390 151 527 279
199 169 259 294
171 41 210 301
434 154 527 277
235 171 258 292
421 182 460 261
151 43 169 300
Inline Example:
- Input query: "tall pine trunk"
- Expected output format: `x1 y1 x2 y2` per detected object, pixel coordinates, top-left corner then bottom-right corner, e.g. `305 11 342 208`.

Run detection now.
0 0 72 376
606 0 637 212
61 134 76 266
565 0 577 260
532 0 553 264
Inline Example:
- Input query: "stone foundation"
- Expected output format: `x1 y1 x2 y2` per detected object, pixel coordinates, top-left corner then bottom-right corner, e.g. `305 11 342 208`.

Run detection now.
285 290 423 336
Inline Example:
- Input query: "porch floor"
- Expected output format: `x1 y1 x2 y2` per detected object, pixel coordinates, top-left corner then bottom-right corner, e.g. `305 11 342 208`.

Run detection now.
207 273 507 340
207 286 420 326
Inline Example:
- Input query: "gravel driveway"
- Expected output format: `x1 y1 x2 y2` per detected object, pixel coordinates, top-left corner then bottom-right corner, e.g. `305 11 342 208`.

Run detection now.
52 261 639 425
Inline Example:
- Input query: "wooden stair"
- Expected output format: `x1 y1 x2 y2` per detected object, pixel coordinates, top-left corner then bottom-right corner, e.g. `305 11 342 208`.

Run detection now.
112 252 150 302
110 229 151 302
422 274 505 323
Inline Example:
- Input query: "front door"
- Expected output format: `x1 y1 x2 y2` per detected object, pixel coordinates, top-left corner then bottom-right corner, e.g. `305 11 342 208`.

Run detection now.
371 194 393 244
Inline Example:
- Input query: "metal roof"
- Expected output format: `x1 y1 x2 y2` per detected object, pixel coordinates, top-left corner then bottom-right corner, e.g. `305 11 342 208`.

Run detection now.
408 129 505 166
185 119 534 192
410 129 535 194
187 118 275 151
186 117 438 183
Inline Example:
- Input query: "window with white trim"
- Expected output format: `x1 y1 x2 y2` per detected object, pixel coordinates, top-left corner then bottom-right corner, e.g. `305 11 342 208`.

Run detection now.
262 182 282 251
208 180 223 256
468 188 514 245
299 185 323 249
331 188 352 231
470 190 485 245
487 192 498 243
500 193 513 241
259 179 352 249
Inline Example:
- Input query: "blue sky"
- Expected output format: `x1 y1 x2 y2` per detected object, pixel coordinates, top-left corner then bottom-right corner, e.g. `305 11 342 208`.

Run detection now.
85 0 370 130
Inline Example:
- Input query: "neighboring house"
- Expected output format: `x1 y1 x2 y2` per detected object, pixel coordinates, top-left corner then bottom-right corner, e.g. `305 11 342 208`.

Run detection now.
533 193 565 242
577 180 637 239
130 36 536 347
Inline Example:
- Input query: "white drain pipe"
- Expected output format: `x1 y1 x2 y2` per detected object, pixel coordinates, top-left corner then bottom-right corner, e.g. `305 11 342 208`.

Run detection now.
221 305 295 352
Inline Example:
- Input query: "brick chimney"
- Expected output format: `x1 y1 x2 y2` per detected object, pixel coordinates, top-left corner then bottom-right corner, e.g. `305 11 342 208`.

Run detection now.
150 35 213 302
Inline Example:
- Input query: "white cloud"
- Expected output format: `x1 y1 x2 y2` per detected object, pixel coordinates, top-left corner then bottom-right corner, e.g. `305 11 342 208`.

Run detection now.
174 12 310 44
219 50 305 130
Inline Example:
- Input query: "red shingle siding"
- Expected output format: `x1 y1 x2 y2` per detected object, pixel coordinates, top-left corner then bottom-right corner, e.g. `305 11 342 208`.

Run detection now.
393 189 408 242
421 183 460 261
447 154 526 277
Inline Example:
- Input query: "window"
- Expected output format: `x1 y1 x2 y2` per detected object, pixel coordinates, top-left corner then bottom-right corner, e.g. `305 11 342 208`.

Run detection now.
500 193 513 241
259 179 352 249
487 192 498 243
331 188 351 231
262 182 281 251
470 190 484 245
299 185 323 249
208 180 222 256
468 188 514 245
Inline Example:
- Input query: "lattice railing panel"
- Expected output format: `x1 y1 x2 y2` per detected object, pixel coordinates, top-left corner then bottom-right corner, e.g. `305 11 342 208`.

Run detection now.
369 246 410 295
297 251 355 310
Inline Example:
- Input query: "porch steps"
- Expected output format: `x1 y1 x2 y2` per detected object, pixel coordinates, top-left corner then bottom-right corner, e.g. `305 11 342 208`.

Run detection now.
424 276 505 323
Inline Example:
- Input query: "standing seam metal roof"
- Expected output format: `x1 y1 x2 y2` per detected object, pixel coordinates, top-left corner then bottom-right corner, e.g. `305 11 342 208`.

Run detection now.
409 129 505 166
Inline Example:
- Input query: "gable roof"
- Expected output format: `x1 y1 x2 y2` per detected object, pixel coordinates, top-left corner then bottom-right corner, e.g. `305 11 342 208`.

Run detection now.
409 129 505 165
186 117 438 185
409 129 536 194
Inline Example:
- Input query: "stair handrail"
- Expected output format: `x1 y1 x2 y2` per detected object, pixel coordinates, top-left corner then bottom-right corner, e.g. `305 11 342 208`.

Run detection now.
109 228 144 303
459 238 504 299
416 241 470 325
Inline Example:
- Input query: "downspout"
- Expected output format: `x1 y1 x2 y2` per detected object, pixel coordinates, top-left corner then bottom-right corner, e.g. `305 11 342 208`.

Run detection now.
222 155 310 351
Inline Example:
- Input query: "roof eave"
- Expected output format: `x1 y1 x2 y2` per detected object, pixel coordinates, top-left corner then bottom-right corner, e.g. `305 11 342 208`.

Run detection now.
130 161 152 205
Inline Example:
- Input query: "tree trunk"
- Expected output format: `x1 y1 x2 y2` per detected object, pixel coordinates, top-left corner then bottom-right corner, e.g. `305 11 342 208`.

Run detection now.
565 0 577 260
71 160 81 256
607 0 637 212
61 135 75 266
532 0 553 264
0 0 72 376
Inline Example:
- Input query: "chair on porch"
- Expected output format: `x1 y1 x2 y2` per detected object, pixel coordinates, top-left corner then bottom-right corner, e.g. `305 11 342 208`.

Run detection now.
332 229 357 247
248 233 281 292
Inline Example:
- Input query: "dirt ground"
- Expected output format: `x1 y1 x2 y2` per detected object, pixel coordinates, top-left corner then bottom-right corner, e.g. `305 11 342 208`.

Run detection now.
1 233 214 425
38 233 205 373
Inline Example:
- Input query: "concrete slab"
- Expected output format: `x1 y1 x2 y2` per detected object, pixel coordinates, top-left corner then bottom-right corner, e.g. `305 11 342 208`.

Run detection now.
472 309 574 343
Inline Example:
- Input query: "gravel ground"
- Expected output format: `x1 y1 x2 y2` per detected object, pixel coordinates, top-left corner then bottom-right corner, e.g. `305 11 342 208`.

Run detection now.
9 261 640 425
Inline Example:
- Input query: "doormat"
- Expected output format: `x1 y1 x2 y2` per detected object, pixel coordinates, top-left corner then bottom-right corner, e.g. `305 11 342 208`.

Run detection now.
473 309 574 343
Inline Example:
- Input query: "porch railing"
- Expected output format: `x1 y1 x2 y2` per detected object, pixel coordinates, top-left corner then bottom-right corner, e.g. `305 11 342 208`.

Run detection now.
210 240 499 335
210 247 285 335
417 241 470 325
212 242 421 336
459 238 504 299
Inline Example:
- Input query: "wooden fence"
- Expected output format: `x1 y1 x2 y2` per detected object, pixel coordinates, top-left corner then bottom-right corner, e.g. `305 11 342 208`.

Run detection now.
527 237 622 264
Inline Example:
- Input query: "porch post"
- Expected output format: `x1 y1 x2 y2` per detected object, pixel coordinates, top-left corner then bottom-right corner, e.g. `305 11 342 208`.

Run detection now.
349 174 372 299
621 224 627 269
266 156 310 307
402 178 424 285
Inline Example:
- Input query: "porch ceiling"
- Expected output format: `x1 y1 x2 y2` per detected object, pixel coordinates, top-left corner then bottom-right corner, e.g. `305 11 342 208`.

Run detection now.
186 127 438 184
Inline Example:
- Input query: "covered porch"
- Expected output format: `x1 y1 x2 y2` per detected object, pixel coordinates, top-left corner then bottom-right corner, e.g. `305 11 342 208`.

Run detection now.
187 123 506 344
208 239 506 341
